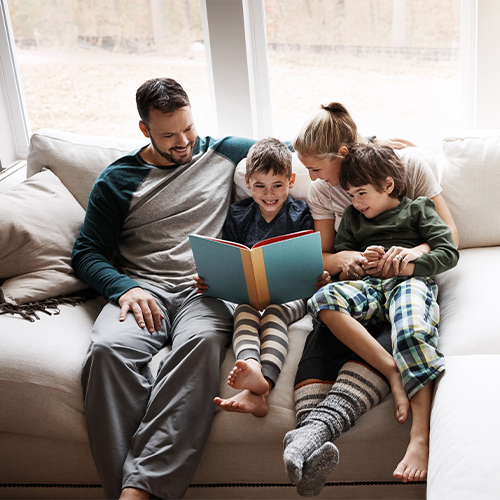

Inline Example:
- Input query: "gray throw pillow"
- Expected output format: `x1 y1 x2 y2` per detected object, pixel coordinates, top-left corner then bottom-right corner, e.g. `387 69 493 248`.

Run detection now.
0 169 89 305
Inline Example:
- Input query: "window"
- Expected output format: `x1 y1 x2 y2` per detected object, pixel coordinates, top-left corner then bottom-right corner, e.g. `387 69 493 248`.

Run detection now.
2 0 500 164
264 0 461 147
8 0 215 140
0 0 29 170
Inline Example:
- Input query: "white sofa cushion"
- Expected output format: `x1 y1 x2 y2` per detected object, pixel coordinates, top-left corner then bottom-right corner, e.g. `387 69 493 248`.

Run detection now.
27 129 144 209
440 131 500 249
0 169 89 305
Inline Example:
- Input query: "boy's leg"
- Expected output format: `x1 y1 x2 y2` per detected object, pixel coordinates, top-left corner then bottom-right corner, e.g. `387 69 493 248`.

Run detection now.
81 293 170 500
285 322 392 496
309 282 409 422
215 304 270 417
393 381 433 482
121 288 234 500
388 278 444 399
284 361 390 489
232 304 261 364
227 304 269 394
388 278 443 483
260 299 306 386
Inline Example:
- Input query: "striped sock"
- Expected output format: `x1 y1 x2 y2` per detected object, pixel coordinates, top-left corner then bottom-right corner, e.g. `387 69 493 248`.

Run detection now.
294 381 333 427
306 361 390 440
292 361 390 496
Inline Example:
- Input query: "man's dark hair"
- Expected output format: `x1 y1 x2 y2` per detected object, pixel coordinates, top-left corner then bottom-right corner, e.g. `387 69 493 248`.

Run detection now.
246 137 293 179
136 78 190 127
340 143 407 199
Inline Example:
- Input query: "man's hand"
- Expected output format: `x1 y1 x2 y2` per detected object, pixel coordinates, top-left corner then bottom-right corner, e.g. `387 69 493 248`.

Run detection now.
118 287 164 334
373 137 416 150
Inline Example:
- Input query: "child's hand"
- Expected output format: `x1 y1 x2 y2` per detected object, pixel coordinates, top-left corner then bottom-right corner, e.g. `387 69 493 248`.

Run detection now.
193 274 208 293
363 245 385 262
315 270 332 289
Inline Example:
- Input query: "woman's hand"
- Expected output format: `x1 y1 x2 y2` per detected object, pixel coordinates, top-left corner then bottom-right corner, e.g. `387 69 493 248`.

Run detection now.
193 274 208 293
364 246 423 278
315 270 332 289
373 137 416 150
337 251 366 280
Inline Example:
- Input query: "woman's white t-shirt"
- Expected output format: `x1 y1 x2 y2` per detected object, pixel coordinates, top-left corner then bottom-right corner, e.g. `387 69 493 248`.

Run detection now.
307 153 442 232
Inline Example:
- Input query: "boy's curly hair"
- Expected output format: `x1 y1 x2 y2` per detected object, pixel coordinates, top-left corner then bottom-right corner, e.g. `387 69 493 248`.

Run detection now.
339 143 407 199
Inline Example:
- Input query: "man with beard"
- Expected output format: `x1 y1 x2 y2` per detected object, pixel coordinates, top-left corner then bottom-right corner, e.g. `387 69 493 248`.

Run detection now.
72 78 256 500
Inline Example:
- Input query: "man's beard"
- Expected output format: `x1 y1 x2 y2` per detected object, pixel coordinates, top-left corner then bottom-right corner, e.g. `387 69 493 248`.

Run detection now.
150 135 194 166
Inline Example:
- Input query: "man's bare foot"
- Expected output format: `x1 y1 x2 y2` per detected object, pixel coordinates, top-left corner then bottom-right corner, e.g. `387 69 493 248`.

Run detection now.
119 487 150 500
393 435 429 482
214 389 269 418
228 359 270 395
387 370 410 424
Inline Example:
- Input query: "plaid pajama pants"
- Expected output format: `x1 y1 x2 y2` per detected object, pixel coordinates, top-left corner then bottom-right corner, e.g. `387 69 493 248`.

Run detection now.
307 277 444 399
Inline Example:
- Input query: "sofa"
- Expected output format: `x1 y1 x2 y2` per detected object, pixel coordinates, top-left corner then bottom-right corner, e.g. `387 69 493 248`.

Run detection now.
0 128 499 500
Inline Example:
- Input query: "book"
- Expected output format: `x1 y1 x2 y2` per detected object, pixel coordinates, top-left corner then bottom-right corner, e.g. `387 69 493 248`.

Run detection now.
189 230 323 310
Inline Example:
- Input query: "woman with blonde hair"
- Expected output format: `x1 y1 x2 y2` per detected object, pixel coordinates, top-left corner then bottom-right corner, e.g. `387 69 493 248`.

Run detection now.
283 102 458 496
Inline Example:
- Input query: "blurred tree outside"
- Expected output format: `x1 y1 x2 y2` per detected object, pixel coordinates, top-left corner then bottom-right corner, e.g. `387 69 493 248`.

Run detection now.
8 0 461 143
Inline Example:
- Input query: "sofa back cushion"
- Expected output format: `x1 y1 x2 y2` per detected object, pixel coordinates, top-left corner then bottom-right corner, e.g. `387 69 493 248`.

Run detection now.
440 132 500 249
27 129 145 209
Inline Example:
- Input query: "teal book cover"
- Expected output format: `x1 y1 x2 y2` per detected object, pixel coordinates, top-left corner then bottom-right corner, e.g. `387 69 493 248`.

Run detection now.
189 231 323 310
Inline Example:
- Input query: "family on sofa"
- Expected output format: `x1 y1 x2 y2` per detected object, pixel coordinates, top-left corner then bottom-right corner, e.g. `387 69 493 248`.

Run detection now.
61 76 460 500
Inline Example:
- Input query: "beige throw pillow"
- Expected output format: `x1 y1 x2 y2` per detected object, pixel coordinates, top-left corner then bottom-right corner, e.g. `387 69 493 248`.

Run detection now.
0 169 89 305
441 132 500 249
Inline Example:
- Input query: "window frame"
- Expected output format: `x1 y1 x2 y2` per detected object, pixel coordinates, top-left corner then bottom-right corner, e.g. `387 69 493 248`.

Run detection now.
0 0 30 168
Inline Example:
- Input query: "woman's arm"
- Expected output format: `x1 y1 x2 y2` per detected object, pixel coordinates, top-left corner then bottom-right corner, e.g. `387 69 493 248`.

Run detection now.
373 137 417 149
315 219 365 278
432 193 459 247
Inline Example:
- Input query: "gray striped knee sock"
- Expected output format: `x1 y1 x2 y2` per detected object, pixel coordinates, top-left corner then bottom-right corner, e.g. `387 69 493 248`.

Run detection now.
294 381 333 427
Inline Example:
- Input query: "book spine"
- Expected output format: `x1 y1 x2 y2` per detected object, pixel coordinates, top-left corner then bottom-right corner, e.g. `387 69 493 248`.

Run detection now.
249 247 270 310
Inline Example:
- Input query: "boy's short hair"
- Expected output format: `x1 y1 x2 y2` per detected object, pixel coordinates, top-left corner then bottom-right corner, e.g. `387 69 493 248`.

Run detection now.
136 78 190 127
340 143 407 199
246 138 293 179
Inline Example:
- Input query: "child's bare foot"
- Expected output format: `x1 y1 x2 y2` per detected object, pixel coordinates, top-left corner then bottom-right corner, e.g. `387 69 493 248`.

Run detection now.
387 369 410 424
228 359 270 395
214 389 269 418
393 435 429 482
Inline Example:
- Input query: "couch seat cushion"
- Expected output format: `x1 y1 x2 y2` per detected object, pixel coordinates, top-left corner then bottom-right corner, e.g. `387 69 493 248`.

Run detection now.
428 354 500 499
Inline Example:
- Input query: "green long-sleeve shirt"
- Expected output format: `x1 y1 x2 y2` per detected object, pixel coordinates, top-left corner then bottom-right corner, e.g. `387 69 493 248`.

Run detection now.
335 196 459 277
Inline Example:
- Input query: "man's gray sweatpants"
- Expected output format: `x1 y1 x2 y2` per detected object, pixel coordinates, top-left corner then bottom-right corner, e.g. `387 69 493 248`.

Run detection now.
81 284 234 499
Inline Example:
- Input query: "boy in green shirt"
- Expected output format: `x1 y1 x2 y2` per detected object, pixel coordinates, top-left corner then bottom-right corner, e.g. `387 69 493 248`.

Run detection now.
285 143 459 490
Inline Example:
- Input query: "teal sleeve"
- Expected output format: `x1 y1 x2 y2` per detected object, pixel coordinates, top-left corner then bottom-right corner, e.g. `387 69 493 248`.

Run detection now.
412 197 460 276
198 136 257 165
72 170 143 301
